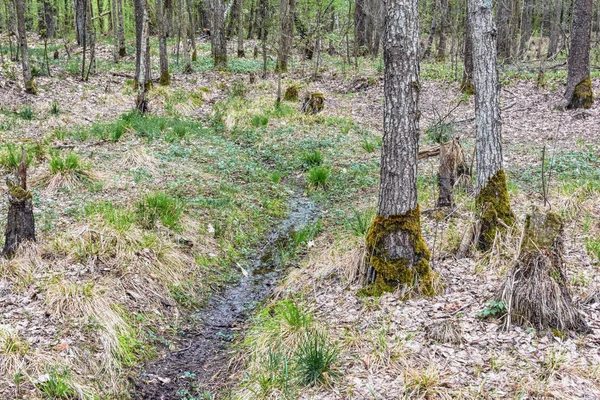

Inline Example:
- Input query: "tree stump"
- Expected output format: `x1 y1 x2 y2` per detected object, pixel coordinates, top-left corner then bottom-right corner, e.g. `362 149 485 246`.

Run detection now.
495 210 588 332
284 85 299 101
3 150 35 257
437 138 471 208
301 92 324 114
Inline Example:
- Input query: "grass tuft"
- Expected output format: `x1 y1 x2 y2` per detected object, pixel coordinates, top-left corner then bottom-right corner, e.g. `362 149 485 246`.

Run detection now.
136 192 184 230
307 166 330 188
294 329 338 386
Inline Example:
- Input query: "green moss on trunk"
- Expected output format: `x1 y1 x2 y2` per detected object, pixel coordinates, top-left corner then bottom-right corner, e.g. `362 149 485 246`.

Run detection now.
361 205 438 297
25 79 37 95
214 55 228 71
159 70 171 86
191 50 197 62
476 169 515 251
568 77 594 109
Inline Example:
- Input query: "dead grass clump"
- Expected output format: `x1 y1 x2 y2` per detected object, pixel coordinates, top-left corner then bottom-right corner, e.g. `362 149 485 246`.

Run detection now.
122 146 158 175
0 325 29 377
36 151 99 190
425 319 462 344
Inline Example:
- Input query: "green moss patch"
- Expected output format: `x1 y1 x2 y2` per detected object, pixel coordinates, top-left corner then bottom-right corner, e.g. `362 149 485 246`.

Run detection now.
476 169 515 251
568 77 594 109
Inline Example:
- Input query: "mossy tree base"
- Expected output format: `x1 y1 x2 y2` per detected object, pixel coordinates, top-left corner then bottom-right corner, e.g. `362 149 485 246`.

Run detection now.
25 79 37 95
213 55 228 72
159 71 171 86
361 206 439 297
567 77 594 109
301 92 324 114
496 211 589 332
476 169 515 251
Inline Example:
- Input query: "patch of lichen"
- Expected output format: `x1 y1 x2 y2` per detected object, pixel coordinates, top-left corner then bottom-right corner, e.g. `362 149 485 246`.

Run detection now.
476 169 515 251
568 77 594 109
362 205 436 297
159 70 171 86
7 181 32 201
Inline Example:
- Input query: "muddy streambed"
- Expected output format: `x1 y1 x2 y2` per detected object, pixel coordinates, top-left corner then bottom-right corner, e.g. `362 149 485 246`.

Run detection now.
133 195 318 399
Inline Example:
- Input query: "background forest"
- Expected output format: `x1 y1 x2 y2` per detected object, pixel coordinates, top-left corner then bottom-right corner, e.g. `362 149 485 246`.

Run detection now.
0 0 600 399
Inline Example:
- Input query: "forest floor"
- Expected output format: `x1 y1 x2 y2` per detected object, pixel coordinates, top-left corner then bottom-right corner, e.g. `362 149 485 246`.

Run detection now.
0 36 599 400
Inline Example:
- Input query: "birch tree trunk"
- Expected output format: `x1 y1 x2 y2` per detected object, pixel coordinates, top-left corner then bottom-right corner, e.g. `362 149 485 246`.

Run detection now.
156 0 170 84
468 0 515 251
211 0 228 69
179 0 192 72
134 0 150 112
363 0 436 297
564 0 594 108
276 0 296 71
16 0 36 93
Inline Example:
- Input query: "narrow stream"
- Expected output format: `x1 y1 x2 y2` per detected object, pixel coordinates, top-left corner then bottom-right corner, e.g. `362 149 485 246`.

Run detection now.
134 195 318 399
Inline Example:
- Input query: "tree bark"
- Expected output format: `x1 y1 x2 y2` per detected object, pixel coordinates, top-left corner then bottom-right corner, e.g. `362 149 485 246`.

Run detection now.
276 0 296 71
97 0 104 33
355 0 371 55
564 0 594 108
156 0 170 84
187 0 197 60
423 0 439 59
16 0 35 93
461 15 474 94
468 0 515 251
363 0 436 297
116 0 126 56
179 0 192 72
134 0 150 112
211 0 228 69
547 0 563 57
496 0 512 60
519 0 534 57
237 0 245 57
436 0 449 61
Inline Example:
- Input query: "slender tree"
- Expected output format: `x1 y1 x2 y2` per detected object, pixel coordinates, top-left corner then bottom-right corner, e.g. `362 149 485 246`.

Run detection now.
211 0 228 69
237 0 245 57
355 0 371 55
547 0 563 57
363 0 436 296
564 0 594 108
156 0 170 84
519 0 534 57
496 0 512 60
460 16 474 94
134 0 150 112
179 0 192 72
277 0 296 71
15 0 36 93
116 0 126 56
468 0 515 251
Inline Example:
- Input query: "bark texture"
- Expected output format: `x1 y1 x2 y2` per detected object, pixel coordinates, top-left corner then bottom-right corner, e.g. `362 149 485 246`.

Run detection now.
116 0 126 56
277 0 296 71
461 17 474 94
496 0 512 60
363 0 435 297
16 0 36 93
468 0 515 250
564 0 594 109
3 154 35 257
211 0 228 69
179 0 192 72
134 0 150 111
547 0 563 57
519 0 534 57
156 0 170 84
237 0 245 57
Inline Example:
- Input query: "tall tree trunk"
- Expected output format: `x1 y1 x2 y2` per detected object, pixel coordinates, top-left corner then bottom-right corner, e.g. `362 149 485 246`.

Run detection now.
16 0 36 93
276 0 295 71
211 0 228 69
354 0 370 55
247 0 255 38
496 0 513 60
75 0 87 45
165 0 174 36
42 0 56 38
461 16 474 94
96 0 104 33
237 0 245 56
363 0 436 297
547 0 563 57
156 0 170 84
179 0 192 72
468 0 515 251
134 0 150 112
519 0 534 57
116 0 126 56
436 0 449 60
423 0 439 59
564 0 594 108
187 0 197 60
112 0 118 60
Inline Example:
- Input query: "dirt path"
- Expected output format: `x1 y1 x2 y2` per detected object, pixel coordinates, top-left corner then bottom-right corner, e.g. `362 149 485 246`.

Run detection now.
133 195 319 399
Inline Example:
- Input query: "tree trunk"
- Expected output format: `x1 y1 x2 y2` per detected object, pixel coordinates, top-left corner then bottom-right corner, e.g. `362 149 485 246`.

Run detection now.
187 0 197 60
112 0 119 61
277 0 295 71
519 0 534 57
16 0 35 93
156 0 170 84
3 151 35 258
237 0 245 57
179 0 192 72
363 0 436 297
97 0 104 33
436 0 449 61
211 0 228 69
42 0 56 38
496 211 588 332
547 0 563 57
437 138 470 208
564 0 594 108
496 0 513 60
461 15 474 94
355 0 370 55
116 0 126 56
423 0 439 59
468 0 515 251
75 0 87 45
134 0 150 112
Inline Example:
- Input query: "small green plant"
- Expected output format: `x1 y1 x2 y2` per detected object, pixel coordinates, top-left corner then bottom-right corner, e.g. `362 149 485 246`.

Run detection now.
585 238 600 263
476 300 507 319
35 367 75 399
136 192 184 230
53 129 67 141
295 329 338 386
362 139 376 153
0 144 32 171
301 150 323 168
346 208 375 236
291 220 322 248
425 121 455 143
109 121 126 142
50 101 60 116
18 106 34 120
251 114 269 127
45 151 96 188
274 300 312 331
307 166 330 188
269 171 284 183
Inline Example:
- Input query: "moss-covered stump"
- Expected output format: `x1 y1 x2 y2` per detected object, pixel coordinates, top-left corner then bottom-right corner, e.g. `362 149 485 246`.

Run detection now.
496 211 588 333
301 92 324 114
4 180 36 257
159 70 171 86
284 85 300 102
361 206 438 297
24 79 37 95
475 170 515 251
567 77 594 109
